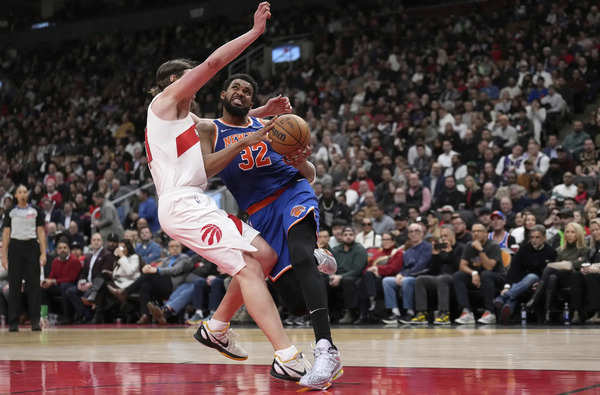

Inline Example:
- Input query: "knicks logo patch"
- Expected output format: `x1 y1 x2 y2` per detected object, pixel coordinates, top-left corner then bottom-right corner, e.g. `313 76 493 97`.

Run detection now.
201 224 222 246
290 205 306 218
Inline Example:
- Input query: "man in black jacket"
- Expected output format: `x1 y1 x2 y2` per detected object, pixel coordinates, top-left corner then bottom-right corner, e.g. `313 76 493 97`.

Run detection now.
494 225 556 324
63 232 116 324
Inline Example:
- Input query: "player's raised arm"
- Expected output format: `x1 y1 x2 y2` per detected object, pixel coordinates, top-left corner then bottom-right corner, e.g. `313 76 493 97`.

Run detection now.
162 2 271 103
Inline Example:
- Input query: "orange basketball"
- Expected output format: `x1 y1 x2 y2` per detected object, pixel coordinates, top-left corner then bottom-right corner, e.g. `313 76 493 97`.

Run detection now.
269 114 310 156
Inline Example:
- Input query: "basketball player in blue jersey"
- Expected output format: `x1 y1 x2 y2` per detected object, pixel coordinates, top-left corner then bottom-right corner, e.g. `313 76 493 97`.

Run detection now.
196 74 342 390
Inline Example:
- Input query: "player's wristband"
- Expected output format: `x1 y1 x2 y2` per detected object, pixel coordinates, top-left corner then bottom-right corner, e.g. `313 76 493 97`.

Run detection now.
471 271 478 277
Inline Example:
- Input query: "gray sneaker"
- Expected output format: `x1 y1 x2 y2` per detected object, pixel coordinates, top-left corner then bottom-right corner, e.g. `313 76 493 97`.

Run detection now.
314 248 337 275
299 339 343 390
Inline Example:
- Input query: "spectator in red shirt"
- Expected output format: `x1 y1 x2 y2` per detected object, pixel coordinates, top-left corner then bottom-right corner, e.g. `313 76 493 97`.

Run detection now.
350 167 375 192
44 179 63 209
40 239 81 316
355 233 399 323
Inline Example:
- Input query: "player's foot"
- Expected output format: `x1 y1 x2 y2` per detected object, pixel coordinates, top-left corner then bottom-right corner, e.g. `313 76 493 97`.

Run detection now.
270 349 311 382
194 320 248 361
314 248 337 275
299 339 343 390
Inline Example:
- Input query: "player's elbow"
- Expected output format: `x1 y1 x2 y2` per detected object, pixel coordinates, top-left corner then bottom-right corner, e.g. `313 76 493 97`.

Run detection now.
205 56 224 72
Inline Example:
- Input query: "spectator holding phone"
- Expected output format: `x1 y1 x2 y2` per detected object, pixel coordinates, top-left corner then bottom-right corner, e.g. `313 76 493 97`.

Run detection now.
410 225 464 325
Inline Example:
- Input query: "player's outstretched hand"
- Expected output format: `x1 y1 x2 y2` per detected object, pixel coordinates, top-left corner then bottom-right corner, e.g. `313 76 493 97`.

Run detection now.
252 2 271 35
284 144 312 168
263 95 292 116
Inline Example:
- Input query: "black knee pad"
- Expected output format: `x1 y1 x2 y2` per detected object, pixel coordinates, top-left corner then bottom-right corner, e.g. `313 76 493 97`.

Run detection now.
288 215 317 269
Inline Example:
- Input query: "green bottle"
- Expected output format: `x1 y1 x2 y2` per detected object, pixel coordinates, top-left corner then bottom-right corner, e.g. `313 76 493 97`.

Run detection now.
41 304 48 319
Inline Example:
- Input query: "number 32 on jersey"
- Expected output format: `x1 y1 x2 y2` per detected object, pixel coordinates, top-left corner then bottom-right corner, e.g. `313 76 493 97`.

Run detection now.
239 141 272 171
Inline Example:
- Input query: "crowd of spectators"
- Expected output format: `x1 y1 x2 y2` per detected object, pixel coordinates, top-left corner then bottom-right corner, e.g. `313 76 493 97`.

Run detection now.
2 0 600 327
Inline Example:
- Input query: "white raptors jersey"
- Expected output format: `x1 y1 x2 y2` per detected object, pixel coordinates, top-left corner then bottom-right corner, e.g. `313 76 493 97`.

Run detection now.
145 94 208 197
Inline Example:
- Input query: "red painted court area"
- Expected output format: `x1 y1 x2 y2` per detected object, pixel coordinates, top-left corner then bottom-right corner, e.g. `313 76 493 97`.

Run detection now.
2 361 600 394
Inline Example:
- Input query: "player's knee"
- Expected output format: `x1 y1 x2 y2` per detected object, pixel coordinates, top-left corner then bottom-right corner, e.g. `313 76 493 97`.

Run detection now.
238 256 264 280
262 245 278 269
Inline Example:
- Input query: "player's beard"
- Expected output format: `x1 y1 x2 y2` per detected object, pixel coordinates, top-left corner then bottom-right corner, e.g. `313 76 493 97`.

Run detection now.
222 97 251 118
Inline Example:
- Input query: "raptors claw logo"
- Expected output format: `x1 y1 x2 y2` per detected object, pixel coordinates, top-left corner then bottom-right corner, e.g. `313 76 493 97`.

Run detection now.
290 205 306 218
201 224 222 245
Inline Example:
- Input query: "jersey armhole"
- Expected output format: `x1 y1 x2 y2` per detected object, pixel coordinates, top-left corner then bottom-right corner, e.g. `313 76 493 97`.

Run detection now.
211 122 218 151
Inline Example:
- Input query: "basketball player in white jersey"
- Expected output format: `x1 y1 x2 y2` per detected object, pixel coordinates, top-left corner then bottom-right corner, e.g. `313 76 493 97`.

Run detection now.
145 2 310 381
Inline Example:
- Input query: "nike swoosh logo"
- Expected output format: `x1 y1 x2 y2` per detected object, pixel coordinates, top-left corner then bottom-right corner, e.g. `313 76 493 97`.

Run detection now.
205 325 229 348
278 361 306 376
309 308 326 315
212 334 229 348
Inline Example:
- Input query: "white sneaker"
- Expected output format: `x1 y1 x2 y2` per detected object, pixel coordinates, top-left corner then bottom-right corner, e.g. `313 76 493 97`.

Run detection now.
455 311 475 325
299 339 343 390
314 248 337 275
270 350 311 382
477 311 496 325
193 321 248 360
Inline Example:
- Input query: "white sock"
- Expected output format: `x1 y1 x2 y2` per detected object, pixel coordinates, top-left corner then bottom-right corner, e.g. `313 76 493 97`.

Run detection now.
195 309 204 317
207 318 228 332
275 345 298 362
407 309 415 316
392 307 401 316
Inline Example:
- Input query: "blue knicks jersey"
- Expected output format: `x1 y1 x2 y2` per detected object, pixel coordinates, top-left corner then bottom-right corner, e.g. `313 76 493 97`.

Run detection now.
213 117 300 211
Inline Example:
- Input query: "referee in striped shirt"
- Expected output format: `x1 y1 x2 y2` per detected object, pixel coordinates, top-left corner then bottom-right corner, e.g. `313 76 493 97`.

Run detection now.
1 185 47 332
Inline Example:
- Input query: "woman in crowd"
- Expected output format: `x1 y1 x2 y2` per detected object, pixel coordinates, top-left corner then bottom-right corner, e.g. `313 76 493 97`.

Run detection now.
511 212 537 245
81 239 140 309
527 222 589 323
520 175 547 209
463 176 482 209
584 219 600 323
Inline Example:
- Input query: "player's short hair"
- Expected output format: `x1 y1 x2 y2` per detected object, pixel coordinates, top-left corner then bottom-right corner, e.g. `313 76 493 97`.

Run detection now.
222 73 258 101
152 58 197 94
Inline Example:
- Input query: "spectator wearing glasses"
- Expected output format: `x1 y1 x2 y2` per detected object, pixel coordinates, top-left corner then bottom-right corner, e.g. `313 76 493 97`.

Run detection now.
494 225 556 324
454 223 504 325
382 223 432 324
355 218 381 248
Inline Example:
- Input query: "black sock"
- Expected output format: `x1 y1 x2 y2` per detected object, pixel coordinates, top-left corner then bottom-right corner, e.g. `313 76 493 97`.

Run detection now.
287 216 334 347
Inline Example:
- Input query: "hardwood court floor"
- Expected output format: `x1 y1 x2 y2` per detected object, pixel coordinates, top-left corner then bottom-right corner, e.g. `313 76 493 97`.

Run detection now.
1 324 600 394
